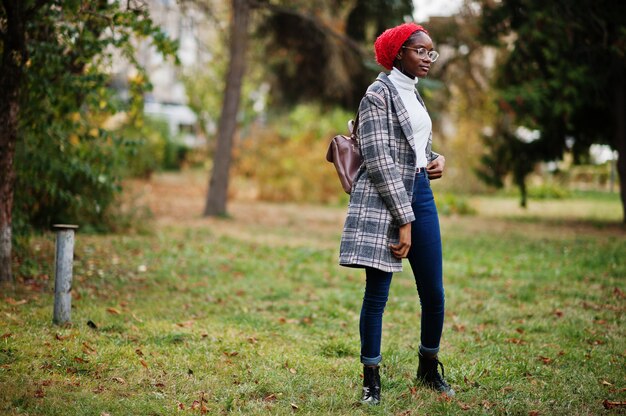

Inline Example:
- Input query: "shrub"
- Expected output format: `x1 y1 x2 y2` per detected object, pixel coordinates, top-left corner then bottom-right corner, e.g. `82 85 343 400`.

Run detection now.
116 117 190 178
234 104 353 204
527 183 570 199
435 193 477 216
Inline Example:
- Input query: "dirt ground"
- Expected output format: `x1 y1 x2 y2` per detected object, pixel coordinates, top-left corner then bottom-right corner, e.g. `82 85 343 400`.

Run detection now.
123 171 347 248
123 170 625 247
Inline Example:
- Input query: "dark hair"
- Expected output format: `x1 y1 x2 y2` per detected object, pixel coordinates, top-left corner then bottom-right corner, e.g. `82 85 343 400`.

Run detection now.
404 30 430 47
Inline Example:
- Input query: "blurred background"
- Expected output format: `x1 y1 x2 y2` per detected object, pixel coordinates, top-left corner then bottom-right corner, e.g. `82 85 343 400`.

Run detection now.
2 0 625 281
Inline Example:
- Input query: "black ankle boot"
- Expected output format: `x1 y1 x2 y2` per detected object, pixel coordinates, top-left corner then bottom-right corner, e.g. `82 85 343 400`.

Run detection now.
360 365 380 404
417 352 455 396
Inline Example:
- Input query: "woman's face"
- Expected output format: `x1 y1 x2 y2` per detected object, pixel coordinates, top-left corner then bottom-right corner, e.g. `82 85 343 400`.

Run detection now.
396 32 434 78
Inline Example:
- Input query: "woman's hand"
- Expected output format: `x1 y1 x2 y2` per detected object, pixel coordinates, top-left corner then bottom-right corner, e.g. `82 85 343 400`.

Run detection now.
390 222 411 258
426 155 445 180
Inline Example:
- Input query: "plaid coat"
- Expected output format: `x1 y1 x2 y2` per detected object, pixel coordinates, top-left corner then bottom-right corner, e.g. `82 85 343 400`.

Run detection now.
339 73 439 272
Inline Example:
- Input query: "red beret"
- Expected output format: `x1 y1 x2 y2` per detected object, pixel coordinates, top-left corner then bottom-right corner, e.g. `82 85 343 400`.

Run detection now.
374 23 429 70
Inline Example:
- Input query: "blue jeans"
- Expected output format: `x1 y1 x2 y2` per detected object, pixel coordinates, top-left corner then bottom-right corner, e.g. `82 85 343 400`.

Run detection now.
360 170 444 365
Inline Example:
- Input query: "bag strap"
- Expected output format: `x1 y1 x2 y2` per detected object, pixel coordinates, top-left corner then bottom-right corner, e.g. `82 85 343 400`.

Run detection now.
351 112 359 138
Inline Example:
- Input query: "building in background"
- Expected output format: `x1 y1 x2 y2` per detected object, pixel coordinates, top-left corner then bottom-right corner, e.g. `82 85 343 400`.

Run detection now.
112 0 212 148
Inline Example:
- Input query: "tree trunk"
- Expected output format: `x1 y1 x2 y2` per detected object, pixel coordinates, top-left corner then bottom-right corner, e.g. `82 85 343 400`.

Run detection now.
0 106 17 284
614 66 626 224
0 0 28 283
204 0 250 217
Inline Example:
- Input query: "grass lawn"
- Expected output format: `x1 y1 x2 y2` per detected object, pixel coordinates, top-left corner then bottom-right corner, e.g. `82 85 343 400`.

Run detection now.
1 171 625 415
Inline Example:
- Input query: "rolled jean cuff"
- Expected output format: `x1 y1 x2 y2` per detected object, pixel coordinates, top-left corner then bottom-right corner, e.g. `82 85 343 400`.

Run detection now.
419 344 440 357
361 354 382 366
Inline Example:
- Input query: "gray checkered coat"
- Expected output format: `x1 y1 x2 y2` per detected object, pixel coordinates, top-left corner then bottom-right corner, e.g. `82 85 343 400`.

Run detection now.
339 73 440 272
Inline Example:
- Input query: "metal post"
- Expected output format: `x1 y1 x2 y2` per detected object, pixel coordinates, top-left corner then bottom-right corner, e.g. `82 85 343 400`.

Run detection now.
53 224 78 325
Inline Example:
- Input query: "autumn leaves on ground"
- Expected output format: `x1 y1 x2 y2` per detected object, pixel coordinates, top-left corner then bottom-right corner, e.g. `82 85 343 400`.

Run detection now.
1 170 625 415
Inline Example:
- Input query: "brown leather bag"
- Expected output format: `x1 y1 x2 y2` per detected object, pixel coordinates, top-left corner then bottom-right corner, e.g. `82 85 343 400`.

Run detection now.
326 113 362 194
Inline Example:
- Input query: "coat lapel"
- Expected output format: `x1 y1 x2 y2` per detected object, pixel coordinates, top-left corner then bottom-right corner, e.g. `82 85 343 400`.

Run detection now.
377 73 416 155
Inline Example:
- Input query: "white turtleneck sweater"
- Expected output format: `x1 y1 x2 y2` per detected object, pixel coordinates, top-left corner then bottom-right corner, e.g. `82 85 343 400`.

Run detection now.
388 67 431 168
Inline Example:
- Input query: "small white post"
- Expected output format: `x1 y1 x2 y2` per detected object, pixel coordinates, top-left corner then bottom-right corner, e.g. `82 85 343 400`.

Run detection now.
53 224 78 325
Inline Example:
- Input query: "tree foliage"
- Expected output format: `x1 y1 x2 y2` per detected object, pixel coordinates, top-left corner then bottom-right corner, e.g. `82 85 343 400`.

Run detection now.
477 0 626 215
256 0 414 109
10 1 176 234
1 0 176 281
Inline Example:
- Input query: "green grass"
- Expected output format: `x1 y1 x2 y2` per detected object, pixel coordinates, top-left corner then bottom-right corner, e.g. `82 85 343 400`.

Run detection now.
1 192 625 415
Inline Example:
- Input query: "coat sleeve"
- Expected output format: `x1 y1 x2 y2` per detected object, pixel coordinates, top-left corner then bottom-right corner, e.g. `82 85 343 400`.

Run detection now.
358 93 415 226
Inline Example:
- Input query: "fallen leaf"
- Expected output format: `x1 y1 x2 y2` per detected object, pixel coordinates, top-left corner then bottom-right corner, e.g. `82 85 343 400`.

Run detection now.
482 400 494 409
112 377 126 384
55 333 68 341
6 298 27 306
191 400 200 410
459 402 471 410
176 320 194 328
140 359 148 368
290 403 299 410
93 385 105 394
505 338 526 345
538 356 552 365
613 287 625 299
135 349 144 356
601 380 613 386
603 400 626 409
247 336 258 344
34 388 45 398
264 394 277 402
82 342 97 355
452 324 465 332
74 356 89 364
437 394 452 402
101 413 111 416
516 328 525 334
106 307 121 315
177 401 185 410
289 368 297 374
1 333 12 339
553 309 564 318
529 411 540 416
200 392 208 414
223 351 239 357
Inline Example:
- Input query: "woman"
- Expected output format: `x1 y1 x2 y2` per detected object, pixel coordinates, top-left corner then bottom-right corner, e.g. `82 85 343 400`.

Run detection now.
339 23 454 404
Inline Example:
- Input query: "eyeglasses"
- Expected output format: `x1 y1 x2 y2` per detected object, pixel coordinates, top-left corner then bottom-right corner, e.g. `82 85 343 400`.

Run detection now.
402 46 439 62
